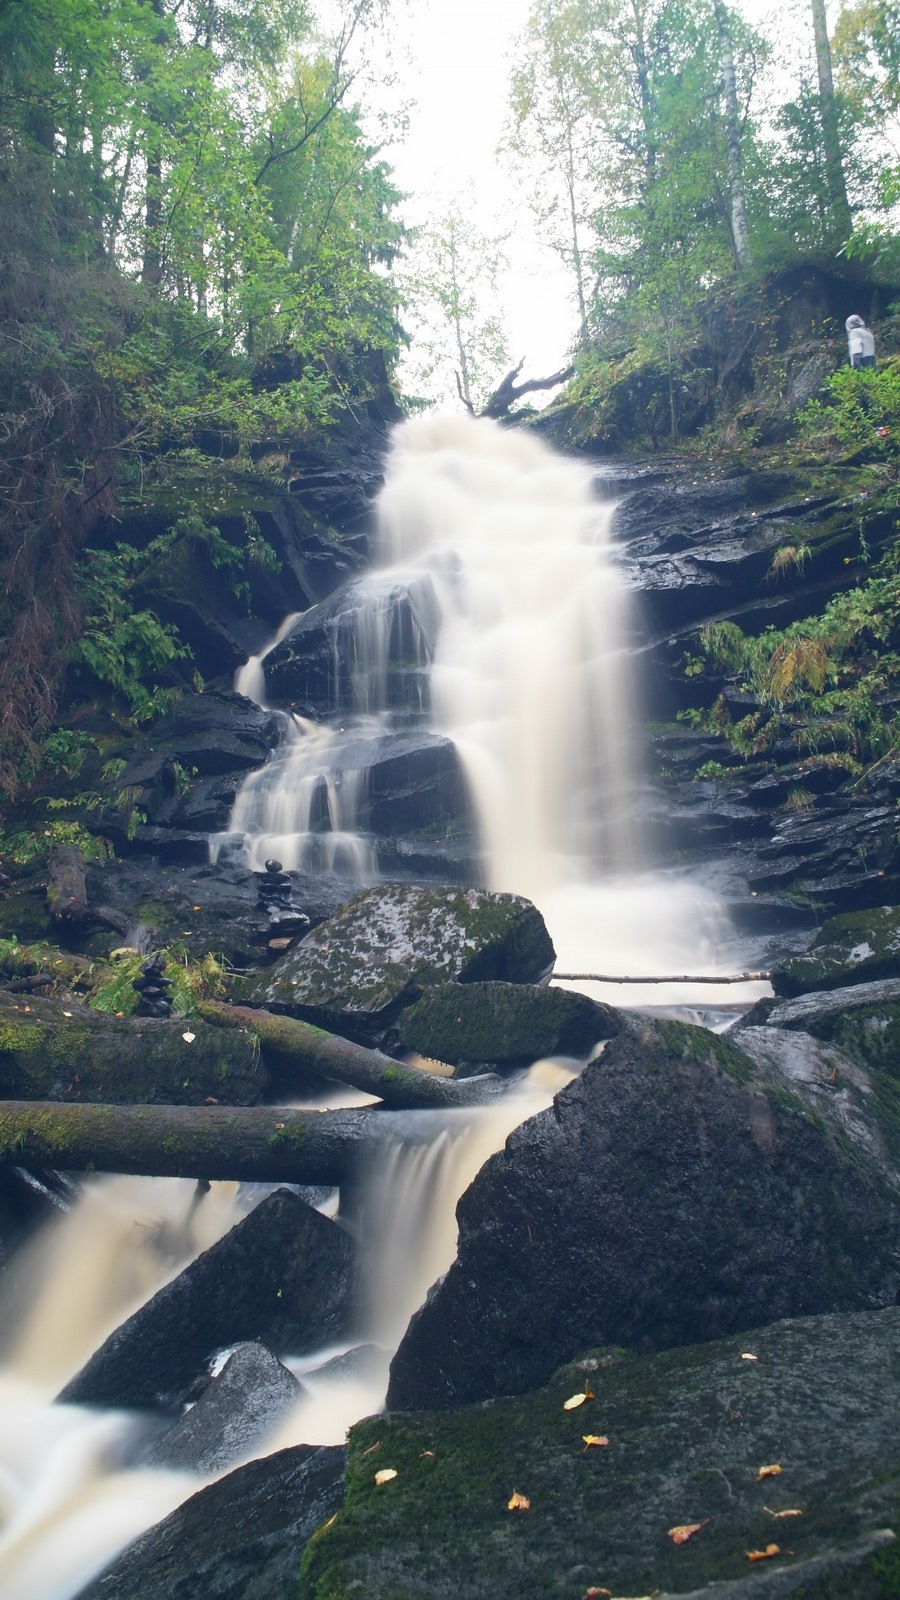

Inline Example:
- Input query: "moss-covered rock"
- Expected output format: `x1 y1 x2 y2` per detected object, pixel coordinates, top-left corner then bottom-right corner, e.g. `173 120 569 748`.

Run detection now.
387 1015 900 1413
0 996 267 1105
233 886 556 1044
303 1310 900 1600
772 907 900 997
397 981 619 1069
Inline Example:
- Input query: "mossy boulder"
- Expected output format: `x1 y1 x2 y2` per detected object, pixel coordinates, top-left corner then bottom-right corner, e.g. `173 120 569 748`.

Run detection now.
233 886 556 1044
397 981 619 1069
0 996 267 1106
761 978 900 1081
304 1310 900 1600
772 907 900 998
387 1015 900 1412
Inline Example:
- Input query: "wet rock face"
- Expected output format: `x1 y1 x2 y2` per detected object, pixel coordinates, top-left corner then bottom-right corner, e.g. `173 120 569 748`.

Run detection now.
397 981 619 1069
308 1310 900 1600
234 885 556 1044
263 572 440 715
387 1016 900 1412
59 1189 358 1411
772 906 900 996
77 1441 347 1600
142 1342 301 1476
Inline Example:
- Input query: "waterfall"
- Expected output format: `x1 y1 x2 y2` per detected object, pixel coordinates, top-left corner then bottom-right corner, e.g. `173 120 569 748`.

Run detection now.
230 413 753 1010
0 1084 559 1600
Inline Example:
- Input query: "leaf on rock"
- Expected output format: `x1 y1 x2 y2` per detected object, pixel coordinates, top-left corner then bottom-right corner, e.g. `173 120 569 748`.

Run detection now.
764 1507 803 1519
583 1588 612 1598
582 1435 609 1450
747 1544 781 1562
741 1353 758 1361
507 1491 531 1511
668 1520 710 1544
374 1468 397 1485
563 1391 594 1410
757 1464 782 1481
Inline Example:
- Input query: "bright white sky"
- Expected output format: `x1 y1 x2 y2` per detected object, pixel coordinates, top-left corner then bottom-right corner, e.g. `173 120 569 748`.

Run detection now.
363 0 821 396
376 0 579 386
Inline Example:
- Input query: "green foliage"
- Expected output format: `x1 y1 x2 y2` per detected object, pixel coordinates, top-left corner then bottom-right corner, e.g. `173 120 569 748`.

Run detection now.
0 822 113 868
73 549 190 722
682 546 900 773
799 362 900 456
89 947 227 1018
0 0 404 794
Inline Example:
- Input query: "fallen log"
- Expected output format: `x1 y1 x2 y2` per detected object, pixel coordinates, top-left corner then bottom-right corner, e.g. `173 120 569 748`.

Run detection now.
46 845 152 950
0 1100 393 1184
0 997 268 1106
197 998 506 1108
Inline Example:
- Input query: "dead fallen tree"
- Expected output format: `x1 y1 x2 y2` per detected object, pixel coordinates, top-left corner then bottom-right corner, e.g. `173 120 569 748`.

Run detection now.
197 998 505 1109
46 845 151 950
0 1100 401 1184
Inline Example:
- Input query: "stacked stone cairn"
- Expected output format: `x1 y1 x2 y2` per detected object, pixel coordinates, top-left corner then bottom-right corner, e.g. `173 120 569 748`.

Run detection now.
256 859 310 949
133 954 174 1018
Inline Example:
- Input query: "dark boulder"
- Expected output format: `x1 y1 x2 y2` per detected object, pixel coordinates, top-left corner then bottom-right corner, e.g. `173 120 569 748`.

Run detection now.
233 886 556 1044
142 1342 301 1475
308 1309 900 1600
397 981 619 1069
135 692 281 779
77 1441 346 1600
60 1189 358 1410
387 1015 900 1412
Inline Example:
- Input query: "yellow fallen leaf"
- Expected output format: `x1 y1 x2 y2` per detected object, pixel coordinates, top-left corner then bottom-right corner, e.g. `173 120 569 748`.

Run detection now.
741 1353 758 1361
668 1520 710 1545
747 1544 781 1562
582 1435 609 1449
374 1468 397 1485
182 1031 196 1043
764 1507 803 1519
563 1391 594 1410
507 1491 531 1511
193 905 201 910
757 1464 782 1481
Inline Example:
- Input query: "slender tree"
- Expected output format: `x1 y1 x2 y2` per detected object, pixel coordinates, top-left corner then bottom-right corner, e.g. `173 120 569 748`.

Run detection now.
810 0 854 243
712 0 752 266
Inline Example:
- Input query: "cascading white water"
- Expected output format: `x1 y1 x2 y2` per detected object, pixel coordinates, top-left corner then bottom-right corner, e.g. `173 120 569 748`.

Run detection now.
230 413 766 1009
376 414 639 890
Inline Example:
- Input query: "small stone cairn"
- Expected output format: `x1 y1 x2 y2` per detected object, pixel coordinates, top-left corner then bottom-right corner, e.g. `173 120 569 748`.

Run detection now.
133 954 174 1018
256 859 310 949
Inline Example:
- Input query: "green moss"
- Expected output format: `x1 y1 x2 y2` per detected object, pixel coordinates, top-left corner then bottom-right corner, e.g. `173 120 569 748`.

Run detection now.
0 1018 44 1052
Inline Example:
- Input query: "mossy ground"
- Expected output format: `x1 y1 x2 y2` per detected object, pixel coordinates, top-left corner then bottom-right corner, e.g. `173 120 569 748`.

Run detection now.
300 1312 900 1600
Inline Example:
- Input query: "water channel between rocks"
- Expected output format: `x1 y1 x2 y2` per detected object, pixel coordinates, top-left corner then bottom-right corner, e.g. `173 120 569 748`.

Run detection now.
0 415 771 1599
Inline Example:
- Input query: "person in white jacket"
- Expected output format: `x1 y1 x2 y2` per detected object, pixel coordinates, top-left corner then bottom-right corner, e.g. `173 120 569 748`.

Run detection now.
846 314 877 369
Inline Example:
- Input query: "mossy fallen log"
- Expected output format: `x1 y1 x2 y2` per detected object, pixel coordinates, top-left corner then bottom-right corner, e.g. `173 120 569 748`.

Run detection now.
197 999 506 1108
0 998 268 1106
0 1100 385 1183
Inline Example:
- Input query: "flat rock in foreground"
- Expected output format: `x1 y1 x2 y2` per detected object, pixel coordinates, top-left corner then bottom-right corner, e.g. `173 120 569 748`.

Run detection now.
234 885 556 1042
307 1310 900 1600
60 1189 357 1410
78 1442 346 1600
388 1015 900 1411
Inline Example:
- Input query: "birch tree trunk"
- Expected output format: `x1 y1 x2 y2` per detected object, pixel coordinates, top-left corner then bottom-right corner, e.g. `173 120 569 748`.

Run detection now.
713 0 752 267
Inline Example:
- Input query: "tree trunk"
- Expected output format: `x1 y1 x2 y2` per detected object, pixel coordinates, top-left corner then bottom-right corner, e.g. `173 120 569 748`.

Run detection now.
713 0 752 268
197 999 506 1109
810 0 853 245
0 1100 395 1184
46 846 89 924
